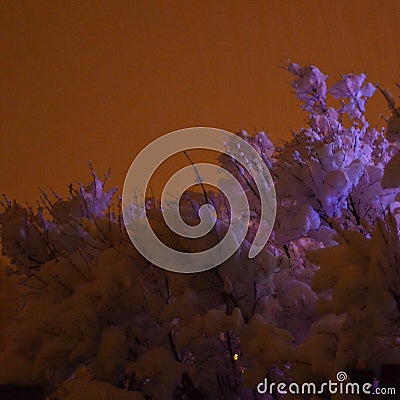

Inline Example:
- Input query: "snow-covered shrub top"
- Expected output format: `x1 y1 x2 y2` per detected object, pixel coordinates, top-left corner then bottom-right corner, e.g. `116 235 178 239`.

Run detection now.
0 63 399 400
273 64 399 245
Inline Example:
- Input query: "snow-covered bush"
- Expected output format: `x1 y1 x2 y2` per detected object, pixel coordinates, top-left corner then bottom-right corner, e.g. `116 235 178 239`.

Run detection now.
0 63 399 399
307 213 400 373
273 64 399 246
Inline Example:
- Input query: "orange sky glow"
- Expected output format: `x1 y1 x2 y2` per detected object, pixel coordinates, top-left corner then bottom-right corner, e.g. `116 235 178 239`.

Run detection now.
1 1 400 203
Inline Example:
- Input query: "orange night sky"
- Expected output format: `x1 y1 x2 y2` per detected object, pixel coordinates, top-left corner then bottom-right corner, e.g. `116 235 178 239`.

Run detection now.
1 1 400 203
